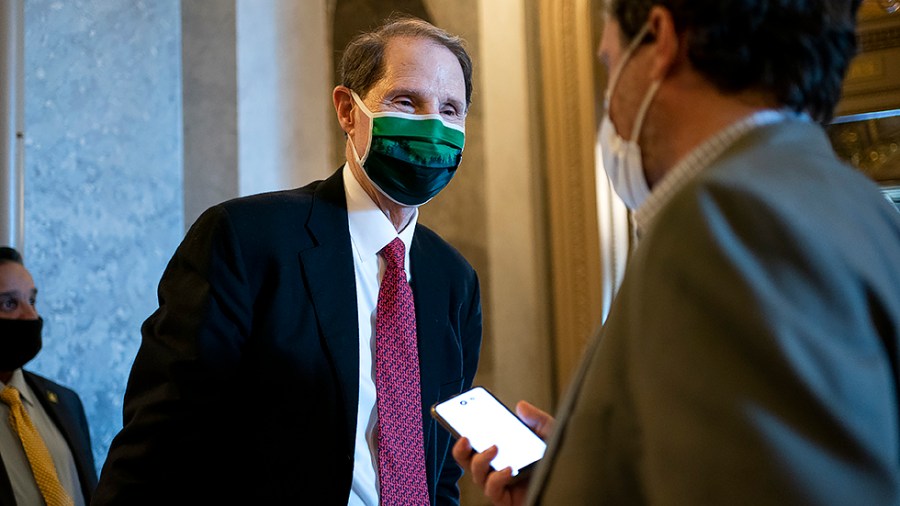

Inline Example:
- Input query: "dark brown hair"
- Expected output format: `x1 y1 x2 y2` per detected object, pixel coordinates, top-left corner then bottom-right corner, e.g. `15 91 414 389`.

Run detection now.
0 246 24 265
607 0 862 123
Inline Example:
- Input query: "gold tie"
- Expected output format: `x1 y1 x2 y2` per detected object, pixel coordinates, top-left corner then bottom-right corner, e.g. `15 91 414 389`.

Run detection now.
0 386 75 506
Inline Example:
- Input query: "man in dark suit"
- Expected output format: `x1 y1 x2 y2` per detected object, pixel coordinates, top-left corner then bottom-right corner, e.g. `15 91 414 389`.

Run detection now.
0 246 98 506
456 0 900 504
93 16 482 506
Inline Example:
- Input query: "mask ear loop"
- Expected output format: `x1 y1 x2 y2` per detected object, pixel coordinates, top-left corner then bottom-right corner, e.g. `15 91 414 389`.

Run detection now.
603 21 653 117
629 79 660 144
350 90 374 164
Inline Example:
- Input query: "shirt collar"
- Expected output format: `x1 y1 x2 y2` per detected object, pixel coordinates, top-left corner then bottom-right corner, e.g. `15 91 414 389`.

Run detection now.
1 369 35 408
343 163 418 265
633 109 797 239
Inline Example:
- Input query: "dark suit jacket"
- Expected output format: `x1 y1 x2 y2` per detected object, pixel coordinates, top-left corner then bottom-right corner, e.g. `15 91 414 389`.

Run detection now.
530 119 900 504
0 371 98 505
93 169 483 505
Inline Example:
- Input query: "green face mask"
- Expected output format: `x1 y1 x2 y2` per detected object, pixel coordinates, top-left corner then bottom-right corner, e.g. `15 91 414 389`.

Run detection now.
351 91 466 206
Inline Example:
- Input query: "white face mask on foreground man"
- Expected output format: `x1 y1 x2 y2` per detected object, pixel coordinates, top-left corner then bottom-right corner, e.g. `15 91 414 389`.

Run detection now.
597 20 660 210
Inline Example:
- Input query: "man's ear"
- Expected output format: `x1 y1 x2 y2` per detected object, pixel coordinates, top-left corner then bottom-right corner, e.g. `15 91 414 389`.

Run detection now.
333 85 355 135
647 6 680 80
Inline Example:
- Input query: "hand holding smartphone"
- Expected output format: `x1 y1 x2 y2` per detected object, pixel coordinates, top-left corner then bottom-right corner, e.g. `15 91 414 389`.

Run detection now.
431 386 546 479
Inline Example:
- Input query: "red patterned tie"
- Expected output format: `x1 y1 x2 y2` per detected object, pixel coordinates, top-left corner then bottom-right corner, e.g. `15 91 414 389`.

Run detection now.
375 238 430 505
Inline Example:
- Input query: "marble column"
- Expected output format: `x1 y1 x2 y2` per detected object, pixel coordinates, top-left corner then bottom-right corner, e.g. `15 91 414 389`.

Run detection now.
24 0 183 471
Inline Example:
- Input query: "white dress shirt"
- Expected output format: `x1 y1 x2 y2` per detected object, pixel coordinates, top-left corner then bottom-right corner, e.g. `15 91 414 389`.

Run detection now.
343 165 418 506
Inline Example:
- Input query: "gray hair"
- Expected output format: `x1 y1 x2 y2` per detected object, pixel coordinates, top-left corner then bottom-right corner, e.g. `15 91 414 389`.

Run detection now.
339 15 473 108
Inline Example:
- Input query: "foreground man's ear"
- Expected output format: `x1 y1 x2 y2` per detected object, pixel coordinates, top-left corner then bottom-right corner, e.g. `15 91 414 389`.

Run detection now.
647 6 680 81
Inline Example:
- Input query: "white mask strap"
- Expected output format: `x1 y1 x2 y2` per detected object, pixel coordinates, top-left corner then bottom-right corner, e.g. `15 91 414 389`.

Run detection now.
604 21 652 108
630 79 660 143
349 90 373 163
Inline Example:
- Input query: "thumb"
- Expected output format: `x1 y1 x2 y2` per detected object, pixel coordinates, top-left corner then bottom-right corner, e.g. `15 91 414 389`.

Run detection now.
515 400 555 439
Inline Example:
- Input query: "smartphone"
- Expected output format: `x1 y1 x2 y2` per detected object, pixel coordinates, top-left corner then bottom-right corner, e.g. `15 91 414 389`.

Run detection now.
431 386 546 479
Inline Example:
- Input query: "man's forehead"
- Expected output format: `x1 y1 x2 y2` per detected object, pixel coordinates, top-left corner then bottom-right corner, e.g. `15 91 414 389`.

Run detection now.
381 36 457 71
375 36 465 99
0 263 34 283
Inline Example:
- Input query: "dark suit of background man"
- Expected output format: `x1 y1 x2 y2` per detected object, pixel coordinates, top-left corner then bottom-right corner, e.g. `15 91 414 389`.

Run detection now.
0 247 98 506
456 0 900 504
93 16 482 506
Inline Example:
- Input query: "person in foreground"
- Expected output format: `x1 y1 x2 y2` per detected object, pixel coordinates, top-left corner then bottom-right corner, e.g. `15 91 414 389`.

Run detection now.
0 246 97 506
93 16 482 506
455 0 900 504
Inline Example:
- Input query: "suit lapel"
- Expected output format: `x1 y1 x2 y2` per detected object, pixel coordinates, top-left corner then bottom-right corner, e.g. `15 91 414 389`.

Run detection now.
297 170 360 455
410 231 448 447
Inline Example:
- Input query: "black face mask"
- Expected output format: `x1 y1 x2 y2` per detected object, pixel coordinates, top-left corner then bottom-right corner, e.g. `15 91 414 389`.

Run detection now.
0 318 42 371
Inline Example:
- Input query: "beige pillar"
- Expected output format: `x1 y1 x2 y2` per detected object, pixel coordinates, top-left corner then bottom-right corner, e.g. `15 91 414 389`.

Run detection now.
476 0 554 411
237 0 333 195
182 0 238 228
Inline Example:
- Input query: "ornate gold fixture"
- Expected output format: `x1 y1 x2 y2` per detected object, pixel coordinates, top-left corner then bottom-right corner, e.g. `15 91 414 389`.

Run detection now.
861 0 900 19
878 0 899 14
827 0 900 201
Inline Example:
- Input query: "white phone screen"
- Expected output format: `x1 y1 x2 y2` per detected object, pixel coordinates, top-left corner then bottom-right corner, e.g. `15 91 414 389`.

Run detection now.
432 386 546 476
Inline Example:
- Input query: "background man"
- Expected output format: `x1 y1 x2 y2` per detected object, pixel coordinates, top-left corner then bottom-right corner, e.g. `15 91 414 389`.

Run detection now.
0 246 97 506
456 0 900 504
94 16 482 505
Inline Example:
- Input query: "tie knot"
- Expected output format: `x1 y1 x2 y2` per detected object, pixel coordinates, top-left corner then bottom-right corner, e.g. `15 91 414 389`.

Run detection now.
0 386 20 406
381 238 406 270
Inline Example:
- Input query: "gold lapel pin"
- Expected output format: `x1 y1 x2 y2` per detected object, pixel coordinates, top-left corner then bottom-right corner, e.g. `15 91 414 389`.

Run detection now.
47 391 59 404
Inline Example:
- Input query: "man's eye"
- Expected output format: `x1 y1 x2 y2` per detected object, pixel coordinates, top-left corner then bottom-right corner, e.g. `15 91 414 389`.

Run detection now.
0 299 16 311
